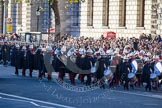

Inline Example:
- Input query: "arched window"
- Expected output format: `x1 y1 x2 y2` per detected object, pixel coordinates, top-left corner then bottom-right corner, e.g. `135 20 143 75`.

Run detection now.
137 0 145 27
119 0 126 27
102 0 109 26
87 0 93 26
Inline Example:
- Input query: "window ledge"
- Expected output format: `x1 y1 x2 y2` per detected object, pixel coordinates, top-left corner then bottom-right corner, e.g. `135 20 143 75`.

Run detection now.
102 26 110 29
71 26 79 27
87 26 94 29
136 27 145 30
117 27 127 29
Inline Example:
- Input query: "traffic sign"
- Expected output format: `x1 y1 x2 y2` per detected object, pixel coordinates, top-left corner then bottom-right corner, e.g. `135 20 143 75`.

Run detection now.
6 24 13 33
7 18 12 23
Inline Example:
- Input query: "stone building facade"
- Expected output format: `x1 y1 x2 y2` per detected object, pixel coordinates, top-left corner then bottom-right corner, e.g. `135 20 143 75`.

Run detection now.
1 0 162 39
0 0 55 34
69 0 162 38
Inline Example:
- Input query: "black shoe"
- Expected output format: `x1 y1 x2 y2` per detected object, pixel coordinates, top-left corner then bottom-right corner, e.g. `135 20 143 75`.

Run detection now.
29 74 32 78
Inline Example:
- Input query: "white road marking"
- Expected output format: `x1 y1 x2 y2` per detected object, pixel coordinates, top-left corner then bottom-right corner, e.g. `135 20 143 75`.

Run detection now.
0 97 56 108
40 106 55 108
143 104 158 106
0 92 75 108
30 102 40 107
111 90 162 99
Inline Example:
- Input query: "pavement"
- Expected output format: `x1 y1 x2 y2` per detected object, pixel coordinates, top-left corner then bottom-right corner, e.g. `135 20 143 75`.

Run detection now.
0 64 162 108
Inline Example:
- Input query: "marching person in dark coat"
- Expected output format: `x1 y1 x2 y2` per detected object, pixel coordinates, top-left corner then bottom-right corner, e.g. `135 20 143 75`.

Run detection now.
82 48 95 86
12 44 22 75
75 48 85 84
26 45 35 77
21 46 28 76
120 56 132 90
96 51 109 89
66 48 79 85
1 41 9 66
10 43 16 66
44 46 54 81
142 57 152 91
57 53 66 81
34 47 44 79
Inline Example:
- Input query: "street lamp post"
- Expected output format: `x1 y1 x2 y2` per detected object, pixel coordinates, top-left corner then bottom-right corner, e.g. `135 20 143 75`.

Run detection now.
1 0 6 34
48 1 51 43
36 6 40 32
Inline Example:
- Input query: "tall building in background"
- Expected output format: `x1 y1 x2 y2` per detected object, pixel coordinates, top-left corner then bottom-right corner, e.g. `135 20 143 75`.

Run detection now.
0 2 3 33
72 0 161 38
61 0 162 38
0 0 162 39
3 0 55 34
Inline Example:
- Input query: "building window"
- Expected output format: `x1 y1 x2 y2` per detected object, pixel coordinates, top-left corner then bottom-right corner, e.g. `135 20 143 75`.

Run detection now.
102 0 109 26
119 0 126 27
72 1 80 26
137 0 145 27
18 2 22 25
87 0 93 26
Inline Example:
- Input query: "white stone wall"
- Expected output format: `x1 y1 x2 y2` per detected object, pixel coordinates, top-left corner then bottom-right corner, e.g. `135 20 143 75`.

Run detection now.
0 2 2 33
68 0 153 38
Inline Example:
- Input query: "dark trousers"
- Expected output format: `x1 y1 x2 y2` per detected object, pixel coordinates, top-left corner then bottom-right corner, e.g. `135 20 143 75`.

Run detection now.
123 78 129 90
78 74 84 83
29 68 33 77
136 74 141 87
22 68 26 76
69 72 76 85
145 81 151 91
86 74 91 86
58 69 65 81
15 67 18 75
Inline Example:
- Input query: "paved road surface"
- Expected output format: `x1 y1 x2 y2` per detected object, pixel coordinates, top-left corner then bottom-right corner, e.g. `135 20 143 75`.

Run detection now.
0 65 162 108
